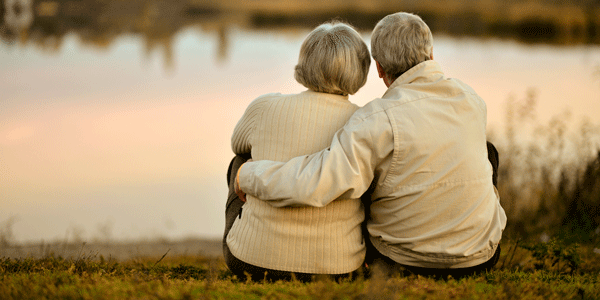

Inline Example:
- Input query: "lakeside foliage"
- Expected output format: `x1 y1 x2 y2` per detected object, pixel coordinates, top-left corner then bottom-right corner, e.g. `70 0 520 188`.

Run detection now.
490 89 600 242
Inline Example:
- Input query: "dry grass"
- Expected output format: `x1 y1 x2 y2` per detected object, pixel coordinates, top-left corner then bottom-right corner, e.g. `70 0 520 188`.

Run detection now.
2 241 600 300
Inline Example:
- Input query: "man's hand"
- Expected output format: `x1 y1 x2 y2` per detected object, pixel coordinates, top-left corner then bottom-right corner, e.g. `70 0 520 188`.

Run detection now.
235 160 251 202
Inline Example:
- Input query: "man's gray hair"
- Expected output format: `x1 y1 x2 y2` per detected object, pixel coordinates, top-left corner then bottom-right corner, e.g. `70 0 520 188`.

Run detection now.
295 22 371 96
371 12 433 80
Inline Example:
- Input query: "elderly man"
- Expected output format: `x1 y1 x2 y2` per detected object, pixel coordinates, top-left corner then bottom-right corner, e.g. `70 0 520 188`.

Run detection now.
236 12 506 278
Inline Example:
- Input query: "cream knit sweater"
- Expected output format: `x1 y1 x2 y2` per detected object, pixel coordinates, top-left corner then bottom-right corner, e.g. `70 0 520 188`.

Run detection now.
227 90 365 274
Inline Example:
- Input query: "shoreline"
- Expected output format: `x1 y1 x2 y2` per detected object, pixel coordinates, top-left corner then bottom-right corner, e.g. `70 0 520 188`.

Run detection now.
0 238 223 261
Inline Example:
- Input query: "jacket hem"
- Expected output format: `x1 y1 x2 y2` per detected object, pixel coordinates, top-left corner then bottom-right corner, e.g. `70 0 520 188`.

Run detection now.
370 236 498 269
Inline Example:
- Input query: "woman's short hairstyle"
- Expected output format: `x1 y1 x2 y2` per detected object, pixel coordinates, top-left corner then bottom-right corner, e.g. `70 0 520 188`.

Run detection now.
371 12 433 80
295 22 371 96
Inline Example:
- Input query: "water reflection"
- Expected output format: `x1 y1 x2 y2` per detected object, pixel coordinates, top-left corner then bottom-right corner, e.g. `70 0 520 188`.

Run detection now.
2 0 600 244
2 0 600 68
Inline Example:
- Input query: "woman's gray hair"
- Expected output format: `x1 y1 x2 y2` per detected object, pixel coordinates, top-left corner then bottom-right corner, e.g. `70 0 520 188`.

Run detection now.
371 12 433 80
295 22 371 96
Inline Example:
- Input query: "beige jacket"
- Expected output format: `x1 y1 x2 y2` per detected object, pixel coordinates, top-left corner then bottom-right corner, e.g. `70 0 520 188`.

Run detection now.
240 61 507 268
228 90 365 274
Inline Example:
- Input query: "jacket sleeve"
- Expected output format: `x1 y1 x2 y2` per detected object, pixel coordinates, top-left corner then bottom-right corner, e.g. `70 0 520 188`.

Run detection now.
238 109 394 207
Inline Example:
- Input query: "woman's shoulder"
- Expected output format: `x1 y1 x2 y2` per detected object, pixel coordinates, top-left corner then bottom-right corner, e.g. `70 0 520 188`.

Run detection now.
243 93 283 113
250 92 282 103
247 92 301 109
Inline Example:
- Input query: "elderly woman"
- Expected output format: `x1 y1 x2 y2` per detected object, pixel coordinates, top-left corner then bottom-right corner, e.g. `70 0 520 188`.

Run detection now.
224 21 371 281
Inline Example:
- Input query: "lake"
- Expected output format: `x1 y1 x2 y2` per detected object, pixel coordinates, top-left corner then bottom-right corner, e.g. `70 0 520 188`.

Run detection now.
2 0 600 244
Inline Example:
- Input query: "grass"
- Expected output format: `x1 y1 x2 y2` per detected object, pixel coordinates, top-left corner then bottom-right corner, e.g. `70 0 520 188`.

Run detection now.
2 238 600 299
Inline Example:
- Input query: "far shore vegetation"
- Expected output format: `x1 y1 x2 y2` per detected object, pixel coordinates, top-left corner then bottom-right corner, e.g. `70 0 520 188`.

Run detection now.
2 0 600 68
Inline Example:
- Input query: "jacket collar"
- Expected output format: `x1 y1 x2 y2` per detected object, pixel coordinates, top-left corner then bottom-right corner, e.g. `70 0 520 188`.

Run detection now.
382 60 444 98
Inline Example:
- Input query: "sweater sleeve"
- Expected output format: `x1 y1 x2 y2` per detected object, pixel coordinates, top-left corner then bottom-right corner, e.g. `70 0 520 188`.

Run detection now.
238 108 394 207
231 95 272 155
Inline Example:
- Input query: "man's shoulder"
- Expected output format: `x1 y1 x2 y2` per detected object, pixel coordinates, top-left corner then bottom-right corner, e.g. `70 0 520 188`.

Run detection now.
339 98 403 135
444 76 480 96
349 98 391 120
362 93 410 112
354 94 413 119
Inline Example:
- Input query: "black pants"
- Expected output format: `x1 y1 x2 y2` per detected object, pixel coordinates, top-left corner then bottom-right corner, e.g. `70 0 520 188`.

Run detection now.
365 243 501 280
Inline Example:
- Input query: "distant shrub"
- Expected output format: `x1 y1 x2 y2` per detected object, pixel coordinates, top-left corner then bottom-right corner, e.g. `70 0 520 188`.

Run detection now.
0 216 17 248
561 151 600 243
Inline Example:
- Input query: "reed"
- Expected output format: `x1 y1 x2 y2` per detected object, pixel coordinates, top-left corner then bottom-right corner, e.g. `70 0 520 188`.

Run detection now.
491 88 600 242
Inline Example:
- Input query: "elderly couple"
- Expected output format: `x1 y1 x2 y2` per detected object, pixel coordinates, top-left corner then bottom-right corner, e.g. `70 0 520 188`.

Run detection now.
223 12 507 281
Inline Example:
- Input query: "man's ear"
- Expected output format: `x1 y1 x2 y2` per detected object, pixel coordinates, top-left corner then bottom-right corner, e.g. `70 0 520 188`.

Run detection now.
376 61 385 78
430 47 434 60
376 61 393 87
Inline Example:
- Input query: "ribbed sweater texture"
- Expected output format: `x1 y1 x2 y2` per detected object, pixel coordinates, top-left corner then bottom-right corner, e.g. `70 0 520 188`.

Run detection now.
227 90 366 274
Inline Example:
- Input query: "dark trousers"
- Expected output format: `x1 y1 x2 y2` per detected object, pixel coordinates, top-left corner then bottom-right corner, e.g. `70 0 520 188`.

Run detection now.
363 141 501 279
365 243 501 280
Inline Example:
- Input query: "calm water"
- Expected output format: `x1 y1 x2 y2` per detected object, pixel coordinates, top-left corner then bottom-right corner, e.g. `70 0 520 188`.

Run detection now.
2 24 600 243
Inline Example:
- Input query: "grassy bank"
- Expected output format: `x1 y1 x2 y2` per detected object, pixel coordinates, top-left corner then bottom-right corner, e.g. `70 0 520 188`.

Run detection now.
1 238 600 299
